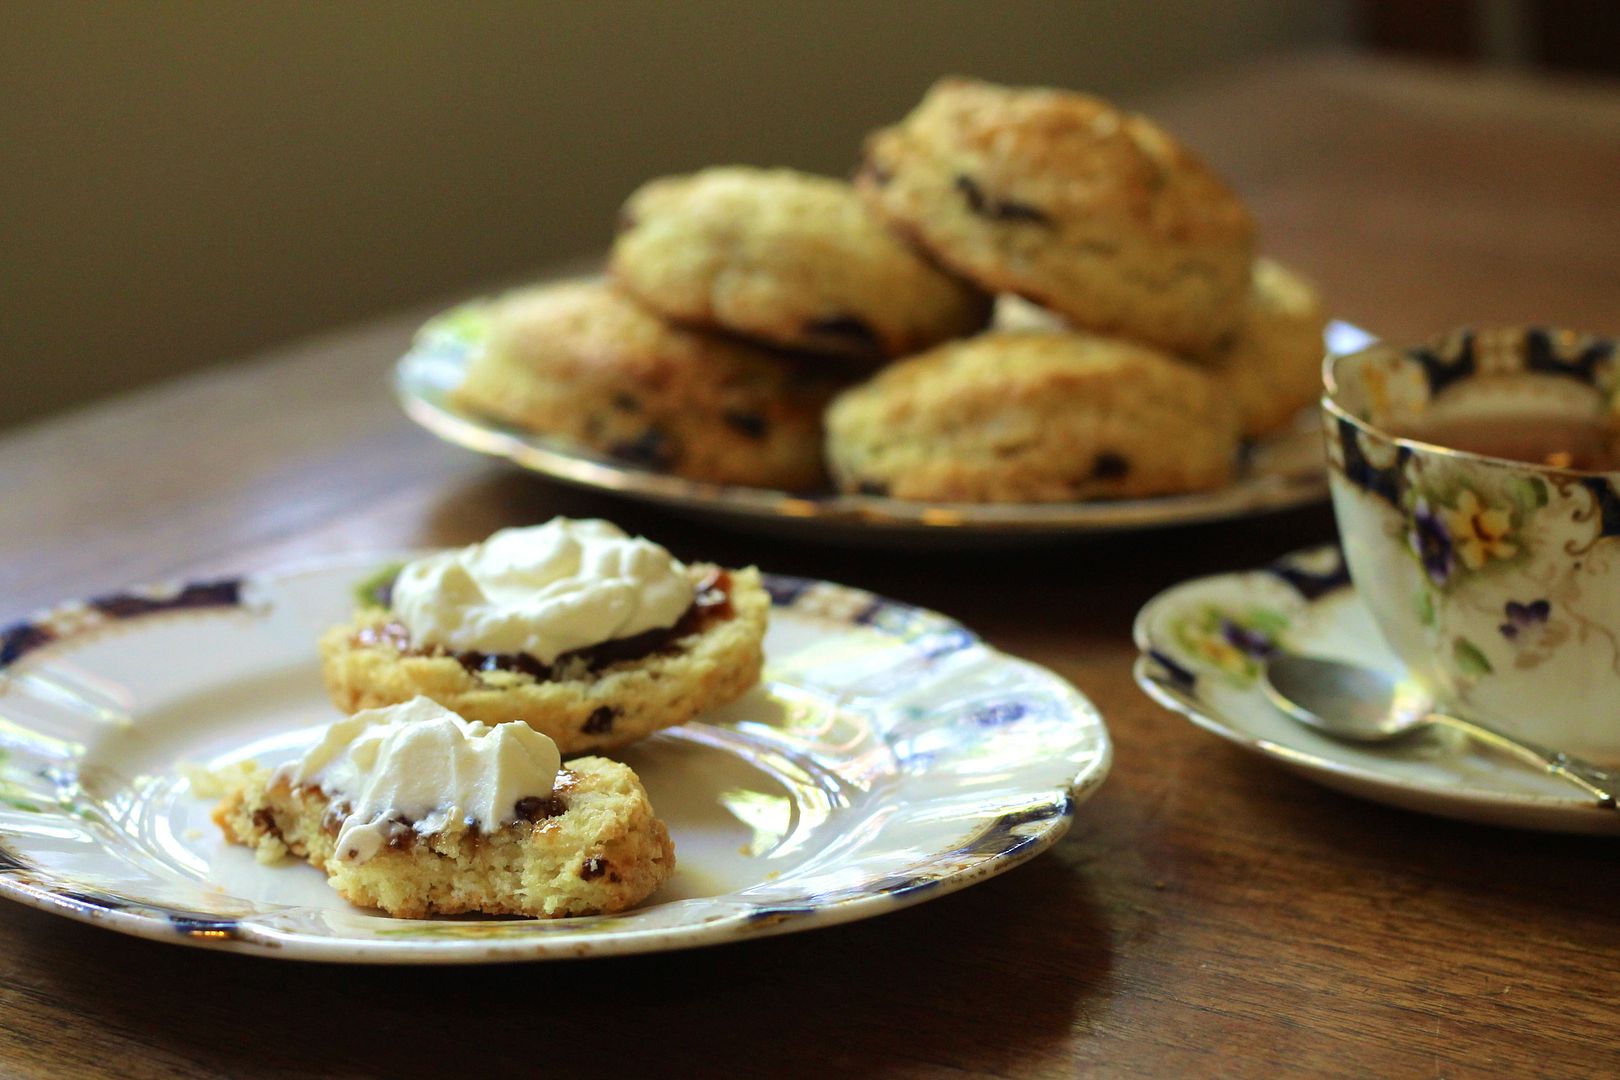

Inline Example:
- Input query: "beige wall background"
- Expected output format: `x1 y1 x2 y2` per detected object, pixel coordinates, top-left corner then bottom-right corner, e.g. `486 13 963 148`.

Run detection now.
1 1 1350 429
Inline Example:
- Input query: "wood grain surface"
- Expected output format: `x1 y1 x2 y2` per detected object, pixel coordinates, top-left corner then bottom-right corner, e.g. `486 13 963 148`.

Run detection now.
3 55 1619 1079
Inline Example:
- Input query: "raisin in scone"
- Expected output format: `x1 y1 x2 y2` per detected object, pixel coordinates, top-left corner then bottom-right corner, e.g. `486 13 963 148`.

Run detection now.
1196 257 1329 437
825 331 1240 501
857 77 1254 356
452 280 843 490
611 166 990 360
320 520 767 755
214 697 675 918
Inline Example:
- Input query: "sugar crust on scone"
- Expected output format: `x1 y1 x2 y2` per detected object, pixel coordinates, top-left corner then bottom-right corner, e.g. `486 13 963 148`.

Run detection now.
320 565 768 755
214 755 675 919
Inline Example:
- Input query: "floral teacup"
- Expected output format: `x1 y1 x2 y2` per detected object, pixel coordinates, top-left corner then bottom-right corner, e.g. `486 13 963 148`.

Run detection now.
1323 327 1620 763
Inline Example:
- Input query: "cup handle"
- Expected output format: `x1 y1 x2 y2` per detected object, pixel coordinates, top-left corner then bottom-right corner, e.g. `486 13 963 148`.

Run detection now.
1428 713 1619 808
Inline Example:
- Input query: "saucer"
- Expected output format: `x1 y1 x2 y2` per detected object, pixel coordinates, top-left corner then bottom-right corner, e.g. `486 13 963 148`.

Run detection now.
1133 545 1620 835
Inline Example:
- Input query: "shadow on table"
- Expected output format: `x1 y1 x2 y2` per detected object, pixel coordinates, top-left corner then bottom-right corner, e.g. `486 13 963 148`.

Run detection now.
1205 742 1620 948
421 469 1339 621
22 853 1112 1078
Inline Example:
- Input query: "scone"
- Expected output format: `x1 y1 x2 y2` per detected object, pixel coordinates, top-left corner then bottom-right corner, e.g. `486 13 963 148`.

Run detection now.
825 331 1240 501
214 698 675 918
452 280 843 490
1196 258 1329 437
995 259 1330 439
320 520 768 754
857 77 1254 356
611 166 990 360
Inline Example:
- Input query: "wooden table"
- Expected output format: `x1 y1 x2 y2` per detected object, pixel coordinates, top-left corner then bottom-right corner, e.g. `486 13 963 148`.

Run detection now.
4 55 1619 1078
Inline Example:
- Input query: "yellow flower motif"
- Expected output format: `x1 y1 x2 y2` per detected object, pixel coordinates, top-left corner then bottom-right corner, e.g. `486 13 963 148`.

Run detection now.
1194 636 1249 676
1442 489 1516 570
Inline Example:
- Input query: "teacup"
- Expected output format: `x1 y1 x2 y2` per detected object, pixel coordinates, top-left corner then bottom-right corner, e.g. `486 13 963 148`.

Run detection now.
1323 326 1620 763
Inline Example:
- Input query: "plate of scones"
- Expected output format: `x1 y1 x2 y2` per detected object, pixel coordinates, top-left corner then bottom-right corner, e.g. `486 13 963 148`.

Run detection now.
0 520 1109 961
397 77 1372 542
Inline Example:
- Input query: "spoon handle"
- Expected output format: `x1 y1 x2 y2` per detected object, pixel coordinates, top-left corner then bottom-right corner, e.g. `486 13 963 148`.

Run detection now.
1427 713 1619 808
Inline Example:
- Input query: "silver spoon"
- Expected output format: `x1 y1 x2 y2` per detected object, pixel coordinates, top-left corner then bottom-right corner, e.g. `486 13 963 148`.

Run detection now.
1262 653 1618 808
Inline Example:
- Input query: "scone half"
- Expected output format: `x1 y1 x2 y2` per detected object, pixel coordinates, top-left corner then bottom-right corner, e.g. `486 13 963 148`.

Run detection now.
320 565 768 754
215 756 674 919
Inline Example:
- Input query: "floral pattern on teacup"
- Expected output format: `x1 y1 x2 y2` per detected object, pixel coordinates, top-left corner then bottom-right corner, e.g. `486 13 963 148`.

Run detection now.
1499 599 1550 640
1443 490 1517 569
1404 485 1525 587
1494 598 1572 672
1407 495 1454 587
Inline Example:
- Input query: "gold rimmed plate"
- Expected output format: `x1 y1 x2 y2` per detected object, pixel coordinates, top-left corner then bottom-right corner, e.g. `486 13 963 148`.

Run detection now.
0 554 1110 961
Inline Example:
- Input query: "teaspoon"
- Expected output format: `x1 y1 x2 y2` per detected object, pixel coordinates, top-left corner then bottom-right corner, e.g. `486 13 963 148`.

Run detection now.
1262 653 1618 808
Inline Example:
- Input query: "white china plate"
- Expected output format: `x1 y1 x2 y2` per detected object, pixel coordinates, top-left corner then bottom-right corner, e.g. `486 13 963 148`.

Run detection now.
394 305 1376 545
1133 545 1620 835
0 555 1110 962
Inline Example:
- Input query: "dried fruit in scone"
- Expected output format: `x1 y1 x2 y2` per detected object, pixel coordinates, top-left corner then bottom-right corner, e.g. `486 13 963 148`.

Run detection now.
824 331 1240 502
452 280 845 490
320 520 768 754
611 166 990 360
857 77 1255 356
213 698 675 918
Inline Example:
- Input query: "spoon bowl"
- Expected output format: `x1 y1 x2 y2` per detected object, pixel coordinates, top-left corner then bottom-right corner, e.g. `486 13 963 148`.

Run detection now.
1262 655 1431 742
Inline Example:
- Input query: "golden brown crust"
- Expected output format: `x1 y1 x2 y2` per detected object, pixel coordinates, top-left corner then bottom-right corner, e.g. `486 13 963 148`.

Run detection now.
319 566 769 754
611 166 990 359
214 756 675 919
857 77 1255 355
452 281 844 490
824 331 1240 501
996 258 1330 439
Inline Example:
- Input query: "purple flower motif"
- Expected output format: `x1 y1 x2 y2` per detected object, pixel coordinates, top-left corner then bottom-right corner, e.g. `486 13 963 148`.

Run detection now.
1220 619 1275 659
1499 599 1551 640
1408 497 1454 586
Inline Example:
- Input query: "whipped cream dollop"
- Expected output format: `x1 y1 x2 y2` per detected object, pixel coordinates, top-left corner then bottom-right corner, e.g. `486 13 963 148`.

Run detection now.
390 519 694 662
276 696 562 863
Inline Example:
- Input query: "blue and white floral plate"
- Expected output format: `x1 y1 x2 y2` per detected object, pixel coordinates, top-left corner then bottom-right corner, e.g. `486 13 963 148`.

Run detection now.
0 555 1110 962
395 304 1376 545
1134 545 1620 835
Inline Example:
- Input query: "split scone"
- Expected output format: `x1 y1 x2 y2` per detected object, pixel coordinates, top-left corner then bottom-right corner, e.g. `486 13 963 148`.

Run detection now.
214 697 675 918
321 519 768 754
